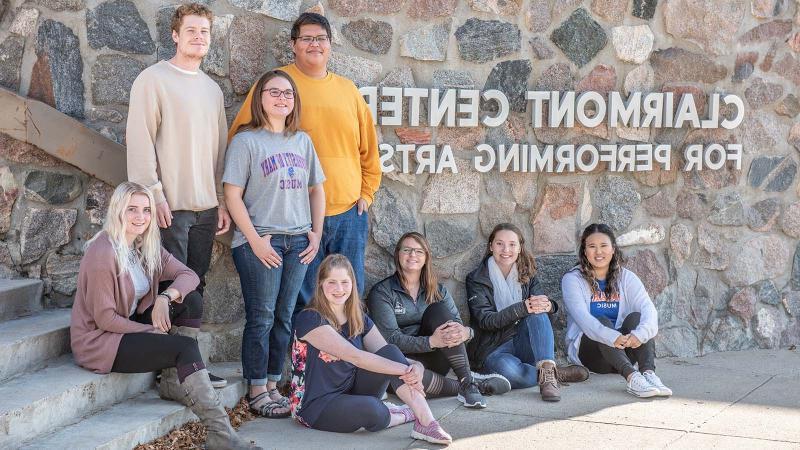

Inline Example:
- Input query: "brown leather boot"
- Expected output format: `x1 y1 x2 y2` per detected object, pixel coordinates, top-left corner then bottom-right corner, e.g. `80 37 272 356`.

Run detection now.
557 364 590 383
537 360 561 402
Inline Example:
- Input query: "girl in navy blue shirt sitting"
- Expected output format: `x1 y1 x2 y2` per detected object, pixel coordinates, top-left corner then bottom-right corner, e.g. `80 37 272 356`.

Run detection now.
289 254 452 445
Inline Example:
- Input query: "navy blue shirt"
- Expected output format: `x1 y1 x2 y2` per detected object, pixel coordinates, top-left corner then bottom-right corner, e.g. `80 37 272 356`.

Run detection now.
289 309 375 427
589 279 620 323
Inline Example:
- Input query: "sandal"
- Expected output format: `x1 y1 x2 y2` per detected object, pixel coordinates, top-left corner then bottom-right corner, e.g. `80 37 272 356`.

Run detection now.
248 392 290 419
268 387 290 408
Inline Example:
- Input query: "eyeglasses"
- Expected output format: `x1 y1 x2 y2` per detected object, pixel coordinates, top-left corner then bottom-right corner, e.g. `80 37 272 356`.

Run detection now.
262 88 294 99
295 35 330 45
400 247 426 257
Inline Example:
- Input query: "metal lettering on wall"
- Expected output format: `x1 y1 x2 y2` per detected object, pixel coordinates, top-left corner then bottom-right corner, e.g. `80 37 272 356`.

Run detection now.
361 87 744 175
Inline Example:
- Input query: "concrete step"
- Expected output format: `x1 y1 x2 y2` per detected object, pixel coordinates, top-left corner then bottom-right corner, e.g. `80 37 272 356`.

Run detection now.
21 363 246 450
0 309 71 382
0 355 154 449
0 279 42 322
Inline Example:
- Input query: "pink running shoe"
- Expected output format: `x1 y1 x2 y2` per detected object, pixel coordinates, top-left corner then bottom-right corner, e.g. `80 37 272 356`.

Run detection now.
411 419 453 445
386 403 415 424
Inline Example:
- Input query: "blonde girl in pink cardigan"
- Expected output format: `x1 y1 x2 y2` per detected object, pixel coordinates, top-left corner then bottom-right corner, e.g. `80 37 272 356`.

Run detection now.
70 182 259 450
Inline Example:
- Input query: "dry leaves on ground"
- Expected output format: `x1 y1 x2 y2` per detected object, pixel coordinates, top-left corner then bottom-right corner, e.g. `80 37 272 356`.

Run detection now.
135 397 254 450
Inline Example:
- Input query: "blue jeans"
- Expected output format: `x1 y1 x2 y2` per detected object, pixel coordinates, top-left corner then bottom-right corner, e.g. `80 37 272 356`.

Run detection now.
295 205 368 320
483 313 556 389
232 234 309 385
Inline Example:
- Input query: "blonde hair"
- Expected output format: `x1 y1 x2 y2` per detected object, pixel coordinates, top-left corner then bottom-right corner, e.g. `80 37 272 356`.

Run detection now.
308 254 365 338
88 182 162 279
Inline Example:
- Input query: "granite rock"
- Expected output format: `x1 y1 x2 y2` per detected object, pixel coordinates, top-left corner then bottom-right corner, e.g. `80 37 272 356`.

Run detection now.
85 179 113 225
24 170 81 204
399 20 451 61
9 7 39 37
725 235 790 287
591 0 627 24
342 19 392 55
0 36 24 92
740 19 793 43
550 8 607 67
502 172 538 208
536 63 574 92
780 201 800 238
525 0 553 33
535 254 578 302
86 0 155 54
200 15 233 77
773 53 800 85
745 78 784 109
479 200 516 237
703 315 755 353
738 111 784 155
31 0 84 11
694 223 732 270
155 6 177 60
729 286 758 325
656 327 699 358
733 52 758 83
45 253 81 296
420 160 480 214
649 48 727 86
631 0 657 19
616 224 665 247
748 156 797 192
708 191 745 226
747 198 781 232
751 0 788 18
425 218 477 258
532 182 582 254
626 249 668 297
455 18 521 63
229 0 301 21
754 306 784 348
669 223 692 267
528 37 555 60
576 64 616 94
371 185 420 252
593 175 640 233
755 279 780 305
484 60 532 113
663 0 745 56
329 0 405 16
20 208 77 264
91 54 145 106
791 123 800 153
775 94 800 118
432 69 475 90
30 20 84 118
203 248 245 324
469 0 521 15
0 166 18 234
407 0 457 18
328 52 382 87
229 15 273 94
623 64 654 95
611 25 654 64
643 191 675 217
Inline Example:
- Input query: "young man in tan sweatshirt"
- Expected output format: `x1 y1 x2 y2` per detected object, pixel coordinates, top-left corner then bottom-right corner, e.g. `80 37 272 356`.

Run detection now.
126 3 230 388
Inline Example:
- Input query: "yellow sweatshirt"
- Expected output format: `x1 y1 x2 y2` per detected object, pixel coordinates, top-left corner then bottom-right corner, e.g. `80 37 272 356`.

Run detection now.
228 64 381 216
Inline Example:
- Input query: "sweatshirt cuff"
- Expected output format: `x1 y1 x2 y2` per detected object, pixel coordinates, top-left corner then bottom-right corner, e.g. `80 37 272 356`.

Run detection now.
152 186 166 205
360 190 374 206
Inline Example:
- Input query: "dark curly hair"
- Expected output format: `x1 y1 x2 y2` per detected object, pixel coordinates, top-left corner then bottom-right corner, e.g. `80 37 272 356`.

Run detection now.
578 223 625 298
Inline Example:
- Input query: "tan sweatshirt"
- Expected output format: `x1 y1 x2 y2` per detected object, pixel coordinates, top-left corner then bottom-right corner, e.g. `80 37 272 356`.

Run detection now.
126 60 227 211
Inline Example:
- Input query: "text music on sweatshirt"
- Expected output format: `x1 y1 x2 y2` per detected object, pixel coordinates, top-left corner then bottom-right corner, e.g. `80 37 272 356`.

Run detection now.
359 87 744 175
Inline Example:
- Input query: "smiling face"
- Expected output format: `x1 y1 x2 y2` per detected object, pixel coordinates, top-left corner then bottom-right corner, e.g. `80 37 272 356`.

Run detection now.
322 267 353 307
125 193 152 242
172 15 211 60
398 237 427 274
490 229 521 266
584 232 614 273
261 76 295 124
291 24 331 70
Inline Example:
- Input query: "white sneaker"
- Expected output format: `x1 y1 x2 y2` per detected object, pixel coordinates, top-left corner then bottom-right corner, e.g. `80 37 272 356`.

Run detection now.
627 372 660 398
642 371 672 397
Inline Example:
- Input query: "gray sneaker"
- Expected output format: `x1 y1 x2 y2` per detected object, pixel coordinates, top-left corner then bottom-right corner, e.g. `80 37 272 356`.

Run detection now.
457 379 487 409
472 372 512 396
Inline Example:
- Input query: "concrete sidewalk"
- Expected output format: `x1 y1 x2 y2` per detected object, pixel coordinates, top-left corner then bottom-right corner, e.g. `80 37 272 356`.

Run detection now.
236 349 800 449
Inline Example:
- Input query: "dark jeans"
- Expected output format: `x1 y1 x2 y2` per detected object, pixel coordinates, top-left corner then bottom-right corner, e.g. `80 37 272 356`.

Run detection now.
232 234 309 385
483 313 556 389
407 301 471 380
160 207 217 295
295 205 368 321
111 290 204 382
578 312 656 379
311 345 407 433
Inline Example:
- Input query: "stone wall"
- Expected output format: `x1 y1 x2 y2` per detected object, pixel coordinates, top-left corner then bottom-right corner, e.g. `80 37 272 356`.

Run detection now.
1 0 799 360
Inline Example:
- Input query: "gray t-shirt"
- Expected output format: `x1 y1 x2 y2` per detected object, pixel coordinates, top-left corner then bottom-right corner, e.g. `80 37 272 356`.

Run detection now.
223 128 325 248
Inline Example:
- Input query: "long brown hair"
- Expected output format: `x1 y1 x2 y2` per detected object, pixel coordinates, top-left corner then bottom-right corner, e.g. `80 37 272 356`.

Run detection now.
393 232 442 304
578 223 625 298
486 223 537 284
238 70 301 136
308 254 365 338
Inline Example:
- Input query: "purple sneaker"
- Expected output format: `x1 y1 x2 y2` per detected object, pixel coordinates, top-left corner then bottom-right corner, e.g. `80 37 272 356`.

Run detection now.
411 419 453 445
386 402 415 424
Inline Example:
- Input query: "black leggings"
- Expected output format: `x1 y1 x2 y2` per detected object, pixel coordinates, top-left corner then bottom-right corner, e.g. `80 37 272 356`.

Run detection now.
578 312 656 379
111 290 204 382
406 301 471 397
312 344 408 433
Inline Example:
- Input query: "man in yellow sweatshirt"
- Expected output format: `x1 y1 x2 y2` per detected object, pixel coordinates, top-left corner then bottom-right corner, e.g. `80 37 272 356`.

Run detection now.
228 12 381 317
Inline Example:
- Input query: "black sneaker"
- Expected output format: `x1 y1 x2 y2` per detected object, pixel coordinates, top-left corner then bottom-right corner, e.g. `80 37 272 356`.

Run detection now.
457 379 487 409
209 372 227 388
472 372 512 396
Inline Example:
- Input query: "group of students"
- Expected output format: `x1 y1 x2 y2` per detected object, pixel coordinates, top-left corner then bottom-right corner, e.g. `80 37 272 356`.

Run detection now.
68 4 671 449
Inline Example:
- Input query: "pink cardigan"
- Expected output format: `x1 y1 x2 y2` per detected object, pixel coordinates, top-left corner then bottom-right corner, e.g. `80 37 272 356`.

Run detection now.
70 231 200 373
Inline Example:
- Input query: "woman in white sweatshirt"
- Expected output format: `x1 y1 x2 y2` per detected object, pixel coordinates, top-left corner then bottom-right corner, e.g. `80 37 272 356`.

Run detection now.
561 223 672 398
